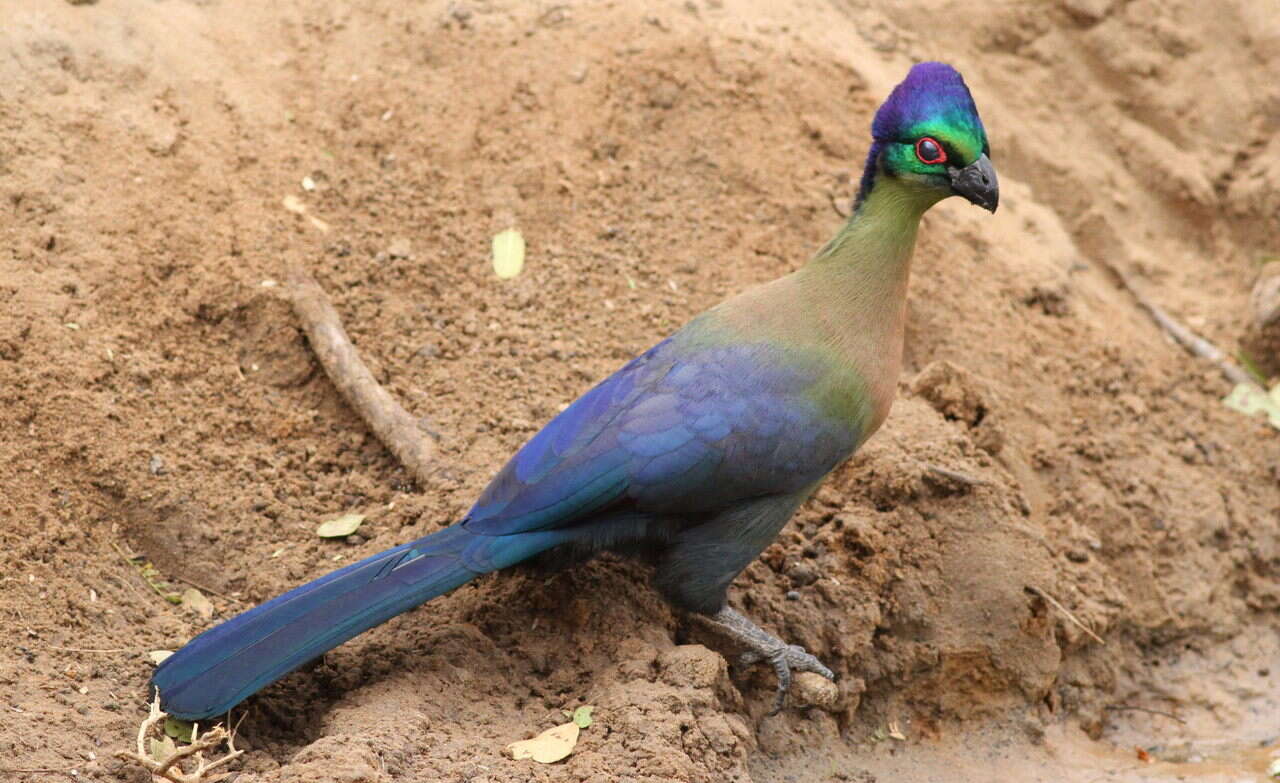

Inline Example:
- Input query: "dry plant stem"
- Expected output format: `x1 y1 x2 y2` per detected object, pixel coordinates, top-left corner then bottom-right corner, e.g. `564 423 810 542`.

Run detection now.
167 573 243 604
47 645 132 653
288 265 438 486
1104 704 1186 725
1027 585 1105 646
924 463 990 486
116 696 243 783
828 189 850 219
1101 260 1257 388
110 541 177 602
1138 297 1254 386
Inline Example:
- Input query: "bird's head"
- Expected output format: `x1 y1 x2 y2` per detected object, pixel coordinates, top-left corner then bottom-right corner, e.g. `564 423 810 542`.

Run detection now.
857 62 998 213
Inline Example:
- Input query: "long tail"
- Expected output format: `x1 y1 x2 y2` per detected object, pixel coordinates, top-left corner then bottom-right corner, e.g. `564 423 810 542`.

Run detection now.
152 522 562 720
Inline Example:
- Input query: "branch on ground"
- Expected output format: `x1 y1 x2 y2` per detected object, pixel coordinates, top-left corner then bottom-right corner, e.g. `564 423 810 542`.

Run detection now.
1098 258 1258 389
288 265 439 486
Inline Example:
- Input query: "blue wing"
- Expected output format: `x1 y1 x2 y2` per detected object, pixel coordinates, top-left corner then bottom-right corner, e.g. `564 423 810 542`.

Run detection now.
464 335 859 536
153 331 863 720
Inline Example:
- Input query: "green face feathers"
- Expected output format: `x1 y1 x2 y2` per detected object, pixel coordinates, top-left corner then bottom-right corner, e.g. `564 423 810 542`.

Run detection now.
856 62 992 208
873 62 989 164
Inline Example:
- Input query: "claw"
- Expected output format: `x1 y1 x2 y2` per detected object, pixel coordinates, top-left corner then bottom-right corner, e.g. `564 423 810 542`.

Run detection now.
766 650 792 715
699 607 835 713
758 643 835 714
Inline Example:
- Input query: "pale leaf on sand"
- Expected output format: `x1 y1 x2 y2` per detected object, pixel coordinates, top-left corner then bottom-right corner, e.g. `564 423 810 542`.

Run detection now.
316 512 365 538
149 735 177 763
1223 382 1280 430
164 716 194 743
492 228 525 279
506 721 580 763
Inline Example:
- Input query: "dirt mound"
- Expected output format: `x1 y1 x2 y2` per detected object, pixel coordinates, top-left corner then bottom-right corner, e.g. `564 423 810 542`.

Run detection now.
2 1 1277 781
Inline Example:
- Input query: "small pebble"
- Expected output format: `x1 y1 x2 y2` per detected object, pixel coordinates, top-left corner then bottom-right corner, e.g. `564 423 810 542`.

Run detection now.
786 590 801 601
388 238 412 259
1065 548 1089 563
793 672 840 711
787 562 819 587
449 2 472 23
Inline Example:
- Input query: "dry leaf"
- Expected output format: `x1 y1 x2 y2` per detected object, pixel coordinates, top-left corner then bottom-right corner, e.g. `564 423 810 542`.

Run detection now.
492 228 525 279
317 512 365 538
148 650 173 665
1135 747 1152 763
887 721 906 741
1223 382 1280 429
164 716 194 743
506 721 580 764
149 735 177 763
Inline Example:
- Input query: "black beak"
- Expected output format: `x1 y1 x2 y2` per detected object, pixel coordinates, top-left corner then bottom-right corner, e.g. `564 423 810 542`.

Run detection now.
949 153 999 213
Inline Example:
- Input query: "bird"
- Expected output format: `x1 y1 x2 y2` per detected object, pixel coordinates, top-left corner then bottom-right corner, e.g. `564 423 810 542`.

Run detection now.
152 61 997 721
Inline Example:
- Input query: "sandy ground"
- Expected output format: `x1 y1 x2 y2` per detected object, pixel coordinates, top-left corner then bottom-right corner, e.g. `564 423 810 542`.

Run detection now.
2 0 1279 781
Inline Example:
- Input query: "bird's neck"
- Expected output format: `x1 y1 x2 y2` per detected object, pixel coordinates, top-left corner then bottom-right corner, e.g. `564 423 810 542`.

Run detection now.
702 171 941 439
800 171 937 322
812 169 941 272
791 173 941 433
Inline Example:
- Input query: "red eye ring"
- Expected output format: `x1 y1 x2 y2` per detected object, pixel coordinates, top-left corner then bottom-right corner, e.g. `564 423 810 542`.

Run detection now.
915 137 947 165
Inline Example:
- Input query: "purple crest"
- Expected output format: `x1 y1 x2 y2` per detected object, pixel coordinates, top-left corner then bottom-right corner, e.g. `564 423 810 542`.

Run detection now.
871 62 983 142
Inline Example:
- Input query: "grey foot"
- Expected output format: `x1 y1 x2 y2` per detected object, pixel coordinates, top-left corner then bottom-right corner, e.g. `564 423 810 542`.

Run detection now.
701 607 835 714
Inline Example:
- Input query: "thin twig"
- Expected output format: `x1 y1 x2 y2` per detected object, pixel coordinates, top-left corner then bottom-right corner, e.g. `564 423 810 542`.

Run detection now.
1027 585 1105 645
1098 259 1257 388
109 547 237 605
827 189 850 219
166 573 243 605
924 464 991 486
288 265 438 486
110 541 176 603
103 571 147 604
1003 523 1057 558
1104 704 1186 725
46 645 132 654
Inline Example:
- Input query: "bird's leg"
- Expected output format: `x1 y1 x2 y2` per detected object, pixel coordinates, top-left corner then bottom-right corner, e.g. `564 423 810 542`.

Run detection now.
699 606 834 714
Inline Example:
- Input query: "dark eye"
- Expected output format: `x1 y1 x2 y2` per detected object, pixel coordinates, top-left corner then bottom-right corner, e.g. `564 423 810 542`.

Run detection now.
915 137 947 165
